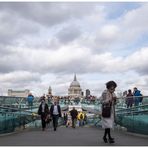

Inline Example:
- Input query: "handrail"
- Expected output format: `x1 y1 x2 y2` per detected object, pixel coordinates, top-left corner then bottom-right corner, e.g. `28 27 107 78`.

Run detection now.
0 105 38 115
116 104 148 112
121 95 148 99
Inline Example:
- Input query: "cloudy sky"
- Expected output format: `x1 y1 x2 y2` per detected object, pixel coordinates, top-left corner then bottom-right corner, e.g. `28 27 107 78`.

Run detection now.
0 2 148 97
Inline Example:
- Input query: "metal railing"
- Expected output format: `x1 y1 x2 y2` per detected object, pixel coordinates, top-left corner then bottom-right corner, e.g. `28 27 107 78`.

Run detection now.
1 95 148 135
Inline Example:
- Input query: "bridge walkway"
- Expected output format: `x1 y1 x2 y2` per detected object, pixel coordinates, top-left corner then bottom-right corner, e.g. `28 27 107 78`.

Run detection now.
0 126 148 146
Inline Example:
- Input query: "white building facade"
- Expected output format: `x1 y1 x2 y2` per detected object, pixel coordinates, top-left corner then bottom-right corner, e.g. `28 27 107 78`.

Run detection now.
8 89 30 97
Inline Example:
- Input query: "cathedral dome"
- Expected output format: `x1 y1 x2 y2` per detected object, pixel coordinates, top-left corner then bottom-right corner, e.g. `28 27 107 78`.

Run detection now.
68 74 82 98
70 80 80 87
70 74 80 87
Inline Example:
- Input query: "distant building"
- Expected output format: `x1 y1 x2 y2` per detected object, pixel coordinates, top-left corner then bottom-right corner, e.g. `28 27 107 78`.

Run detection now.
8 89 30 97
86 89 90 97
48 86 52 96
81 91 84 97
68 74 82 98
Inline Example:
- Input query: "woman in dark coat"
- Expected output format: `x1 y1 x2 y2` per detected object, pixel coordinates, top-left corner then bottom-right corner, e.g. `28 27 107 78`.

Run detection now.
38 97 49 131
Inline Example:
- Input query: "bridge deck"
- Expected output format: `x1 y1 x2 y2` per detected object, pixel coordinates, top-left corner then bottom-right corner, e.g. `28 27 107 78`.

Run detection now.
0 126 148 146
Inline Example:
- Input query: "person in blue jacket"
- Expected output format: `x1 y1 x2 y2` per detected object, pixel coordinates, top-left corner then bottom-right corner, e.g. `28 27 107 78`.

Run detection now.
133 87 143 106
27 93 34 110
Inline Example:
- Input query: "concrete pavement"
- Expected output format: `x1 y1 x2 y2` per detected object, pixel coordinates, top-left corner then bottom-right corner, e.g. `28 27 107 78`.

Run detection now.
0 126 148 146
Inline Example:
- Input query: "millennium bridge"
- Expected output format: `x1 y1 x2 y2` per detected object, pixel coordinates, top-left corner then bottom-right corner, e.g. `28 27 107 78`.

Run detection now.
0 96 148 146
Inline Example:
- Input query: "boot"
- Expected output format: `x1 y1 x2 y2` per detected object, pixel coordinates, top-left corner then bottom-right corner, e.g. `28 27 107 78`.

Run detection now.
103 136 108 143
108 137 115 143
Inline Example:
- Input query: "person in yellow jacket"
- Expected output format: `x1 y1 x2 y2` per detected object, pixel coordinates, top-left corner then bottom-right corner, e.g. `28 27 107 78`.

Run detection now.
78 112 84 126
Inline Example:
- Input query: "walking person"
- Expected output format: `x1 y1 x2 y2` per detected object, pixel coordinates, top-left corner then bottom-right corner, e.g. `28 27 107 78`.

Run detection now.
27 93 34 110
70 107 78 128
50 100 62 131
66 112 72 127
79 112 84 127
63 113 68 126
100 80 117 143
38 97 49 131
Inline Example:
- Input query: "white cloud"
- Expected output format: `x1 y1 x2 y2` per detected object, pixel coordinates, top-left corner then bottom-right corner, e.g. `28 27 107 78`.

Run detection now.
100 24 120 40
114 3 148 44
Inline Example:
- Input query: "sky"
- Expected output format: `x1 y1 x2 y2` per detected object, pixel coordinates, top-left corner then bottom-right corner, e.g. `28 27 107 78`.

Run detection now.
0 2 148 97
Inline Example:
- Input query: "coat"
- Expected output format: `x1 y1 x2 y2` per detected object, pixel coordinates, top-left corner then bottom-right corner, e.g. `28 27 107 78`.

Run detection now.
50 104 62 117
70 109 78 119
100 89 116 129
27 95 34 102
134 90 143 105
38 103 49 116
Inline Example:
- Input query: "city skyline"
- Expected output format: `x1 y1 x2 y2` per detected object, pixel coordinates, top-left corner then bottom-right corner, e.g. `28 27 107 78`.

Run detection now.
0 2 148 96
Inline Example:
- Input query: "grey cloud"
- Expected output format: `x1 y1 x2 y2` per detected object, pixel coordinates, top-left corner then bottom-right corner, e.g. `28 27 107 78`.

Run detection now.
0 9 39 46
135 66 148 75
44 60 88 74
55 26 82 44
0 45 14 56
0 71 41 89
0 2 97 48
47 38 61 50
0 54 31 73
0 2 97 27
0 64 14 73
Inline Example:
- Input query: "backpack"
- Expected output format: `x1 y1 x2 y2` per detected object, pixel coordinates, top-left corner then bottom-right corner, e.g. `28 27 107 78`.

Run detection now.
80 114 83 120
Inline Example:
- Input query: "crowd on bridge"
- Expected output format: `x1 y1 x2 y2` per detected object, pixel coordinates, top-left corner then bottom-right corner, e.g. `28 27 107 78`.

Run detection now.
25 81 145 144
26 81 117 144
36 95 88 132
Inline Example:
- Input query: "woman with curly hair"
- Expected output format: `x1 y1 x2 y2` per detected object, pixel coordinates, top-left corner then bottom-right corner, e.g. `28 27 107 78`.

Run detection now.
101 81 117 143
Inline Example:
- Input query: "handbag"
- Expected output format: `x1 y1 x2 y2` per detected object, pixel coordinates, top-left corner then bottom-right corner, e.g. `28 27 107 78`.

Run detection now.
45 115 52 123
102 102 112 118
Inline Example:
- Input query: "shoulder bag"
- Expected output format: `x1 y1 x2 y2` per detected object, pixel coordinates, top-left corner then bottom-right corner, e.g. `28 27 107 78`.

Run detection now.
102 102 112 118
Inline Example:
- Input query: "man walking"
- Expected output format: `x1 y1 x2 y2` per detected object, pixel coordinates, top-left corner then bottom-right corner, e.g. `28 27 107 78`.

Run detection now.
38 97 49 131
70 107 78 128
50 100 62 131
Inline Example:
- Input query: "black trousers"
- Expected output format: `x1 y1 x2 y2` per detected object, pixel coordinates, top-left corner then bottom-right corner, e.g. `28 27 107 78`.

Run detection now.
104 128 111 139
52 115 59 129
72 118 77 128
41 113 46 129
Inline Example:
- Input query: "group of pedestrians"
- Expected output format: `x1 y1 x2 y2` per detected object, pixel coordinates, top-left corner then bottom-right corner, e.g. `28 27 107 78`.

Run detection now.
27 80 144 144
63 108 87 128
38 96 61 131
64 107 78 128
125 87 143 108
30 80 118 144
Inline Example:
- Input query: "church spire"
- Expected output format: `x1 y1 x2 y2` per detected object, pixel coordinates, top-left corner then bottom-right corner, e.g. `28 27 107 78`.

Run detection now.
74 73 77 81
